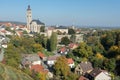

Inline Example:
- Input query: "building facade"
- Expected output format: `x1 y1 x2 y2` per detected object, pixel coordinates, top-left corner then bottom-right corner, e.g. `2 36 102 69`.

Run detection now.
26 5 45 33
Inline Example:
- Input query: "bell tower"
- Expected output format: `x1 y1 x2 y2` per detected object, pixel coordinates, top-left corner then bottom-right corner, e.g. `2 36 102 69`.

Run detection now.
26 5 32 32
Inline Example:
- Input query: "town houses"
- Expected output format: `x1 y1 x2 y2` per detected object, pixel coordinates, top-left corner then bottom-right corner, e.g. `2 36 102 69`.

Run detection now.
0 5 115 80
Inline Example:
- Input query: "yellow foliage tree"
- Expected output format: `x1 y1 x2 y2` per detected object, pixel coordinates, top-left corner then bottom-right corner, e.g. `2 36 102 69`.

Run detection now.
54 56 70 79
32 43 43 52
95 53 104 59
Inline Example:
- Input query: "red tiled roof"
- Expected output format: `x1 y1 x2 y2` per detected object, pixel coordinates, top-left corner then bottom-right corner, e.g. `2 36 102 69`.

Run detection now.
79 76 88 80
67 58 74 64
38 52 45 59
69 43 78 48
16 31 23 36
48 55 59 61
30 65 48 74
0 30 6 33
59 47 66 52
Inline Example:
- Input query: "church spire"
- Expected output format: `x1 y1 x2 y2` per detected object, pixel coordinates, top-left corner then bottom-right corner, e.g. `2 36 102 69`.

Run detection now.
27 5 31 10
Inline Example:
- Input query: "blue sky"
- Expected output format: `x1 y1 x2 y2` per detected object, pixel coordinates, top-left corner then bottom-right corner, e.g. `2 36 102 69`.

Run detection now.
0 0 120 26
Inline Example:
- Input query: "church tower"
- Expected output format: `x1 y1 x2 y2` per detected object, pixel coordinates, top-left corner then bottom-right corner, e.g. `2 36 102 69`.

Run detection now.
26 5 32 32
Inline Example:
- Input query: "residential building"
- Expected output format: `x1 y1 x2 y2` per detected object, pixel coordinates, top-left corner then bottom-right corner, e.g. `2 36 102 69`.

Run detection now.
75 61 93 75
67 58 75 68
68 43 79 50
88 68 111 80
21 54 41 68
79 76 89 80
75 34 84 43
47 55 60 67
38 52 47 61
58 47 69 55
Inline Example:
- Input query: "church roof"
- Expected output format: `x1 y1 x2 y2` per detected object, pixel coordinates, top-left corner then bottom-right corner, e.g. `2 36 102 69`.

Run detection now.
27 5 31 10
30 20 45 25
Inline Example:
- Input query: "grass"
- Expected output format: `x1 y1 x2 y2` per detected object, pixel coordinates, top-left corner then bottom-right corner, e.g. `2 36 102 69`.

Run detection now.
0 63 33 80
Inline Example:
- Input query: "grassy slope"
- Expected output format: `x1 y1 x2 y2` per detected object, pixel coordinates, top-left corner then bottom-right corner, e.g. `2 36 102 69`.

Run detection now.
0 63 34 80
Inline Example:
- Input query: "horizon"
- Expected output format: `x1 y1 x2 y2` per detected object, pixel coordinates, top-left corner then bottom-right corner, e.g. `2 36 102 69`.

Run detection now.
0 0 120 27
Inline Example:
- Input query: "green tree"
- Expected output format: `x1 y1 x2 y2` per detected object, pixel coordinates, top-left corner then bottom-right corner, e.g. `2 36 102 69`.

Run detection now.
32 43 43 53
50 32 57 51
5 43 21 68
61 36 71 45
66 72 78 80
40 26 45 32
100 32 115 50
92 42 105 54
103 58 116 72
54 56 70 79
70 34 76 43
68 28 75 34
73 42 93 58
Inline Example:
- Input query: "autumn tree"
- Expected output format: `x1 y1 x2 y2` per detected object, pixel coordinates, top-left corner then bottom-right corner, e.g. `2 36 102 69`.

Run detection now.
50 32 57 51
54 56 70 79
73 42 93 58
32 43 43 53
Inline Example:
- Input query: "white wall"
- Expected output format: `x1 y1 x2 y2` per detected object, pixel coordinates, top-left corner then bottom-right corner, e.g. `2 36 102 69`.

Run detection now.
95 72 111 80
32 61 41 65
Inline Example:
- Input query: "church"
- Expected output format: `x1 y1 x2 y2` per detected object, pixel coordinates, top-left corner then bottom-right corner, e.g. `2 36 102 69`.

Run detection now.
26 5 45 33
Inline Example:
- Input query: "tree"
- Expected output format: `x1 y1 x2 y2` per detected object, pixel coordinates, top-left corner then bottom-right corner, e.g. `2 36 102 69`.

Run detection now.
107 46 119 58
103 58 116 72
61 36 71 45
95 52 104 59
32 43 43 53
50 32 57 51
5 43 21 68
66 72 78 80
100 32 115 50
54 56 70 79
70 34 76 43
40 26 45 32
73 42 93 58
92 42 105 54
68 28 75 34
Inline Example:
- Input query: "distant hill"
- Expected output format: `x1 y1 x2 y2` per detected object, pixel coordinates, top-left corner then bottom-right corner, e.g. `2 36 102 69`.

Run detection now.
0 21 26 25
0 63 33 80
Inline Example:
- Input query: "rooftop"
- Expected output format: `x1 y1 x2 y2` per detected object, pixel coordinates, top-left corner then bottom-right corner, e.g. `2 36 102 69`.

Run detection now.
30 20 45 25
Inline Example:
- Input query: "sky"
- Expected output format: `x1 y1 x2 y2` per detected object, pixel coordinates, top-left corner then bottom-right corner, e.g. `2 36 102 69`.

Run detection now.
0 0 120 27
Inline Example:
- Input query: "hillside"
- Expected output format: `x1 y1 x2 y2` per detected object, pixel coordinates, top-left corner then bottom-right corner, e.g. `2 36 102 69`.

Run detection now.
0 63 33 80
0 21 26 25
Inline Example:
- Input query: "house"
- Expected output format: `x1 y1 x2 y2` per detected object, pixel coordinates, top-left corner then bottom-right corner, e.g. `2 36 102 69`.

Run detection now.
67 58 75 68
38 52 47 61
21 54 41 68
75 34 84 43
79 76 89 80
30 64 53 79
58 47 69 55
47 55 60 67
16 31 23 37
75 61 93 75
68 43 79 50
88 68 111 80
1 43 7 48
30 64 48 73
